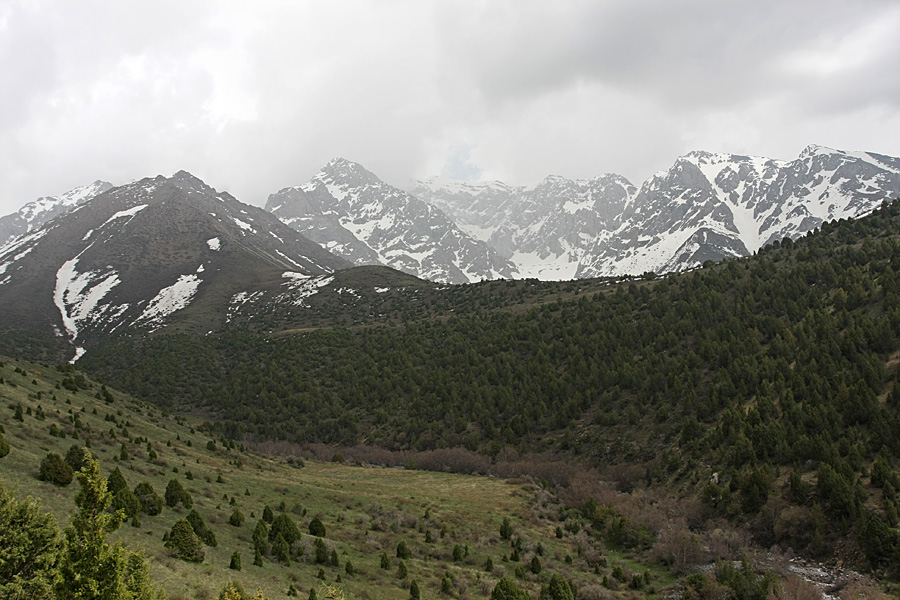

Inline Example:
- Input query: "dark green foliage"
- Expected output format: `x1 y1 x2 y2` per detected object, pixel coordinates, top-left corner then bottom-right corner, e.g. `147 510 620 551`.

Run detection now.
38 452 74 486
287 583 299 596
397 561 408 579
0 479 60 598
441 574 452 594
345 560 355 575
252 520 269 555
119 442 129 461
262 505 274 524
540 574 575 600
396 540 412 559
113 486 141 518
0 432 9 458
309 587 317 600
107 466 128 494
229 509 245 527
499 517 512 540
269 513 300 544
64 444 89 472
789 470 811 504
308 515 325 537
330 548 339 567
187 509 217 546
491 577 529 600
13 404 23 422
409 579 420 600
314 538 328 564
164 478 193 509
858 510 898 568
165 519 205 562
452 544 463 561
253 547 263 567
271 534 290 565
530 555 542 574
380 551 390 569
56 455 163 599
134 482 163 516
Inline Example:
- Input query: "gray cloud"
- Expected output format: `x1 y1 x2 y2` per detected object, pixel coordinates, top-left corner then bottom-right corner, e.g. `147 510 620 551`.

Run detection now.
1 0 899 216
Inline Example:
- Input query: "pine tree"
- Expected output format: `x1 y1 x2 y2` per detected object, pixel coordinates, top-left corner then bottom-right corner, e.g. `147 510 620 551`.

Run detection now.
0 432 9 458
230 551 242 571
164 478 193 509
409 579 421 600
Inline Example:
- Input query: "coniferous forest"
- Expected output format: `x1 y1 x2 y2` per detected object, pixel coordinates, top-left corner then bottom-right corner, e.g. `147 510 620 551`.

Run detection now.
79 200 900 571
6 201 900 599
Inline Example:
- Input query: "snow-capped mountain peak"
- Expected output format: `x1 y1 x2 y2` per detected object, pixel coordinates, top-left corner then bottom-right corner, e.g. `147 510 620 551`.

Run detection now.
267 160 519 284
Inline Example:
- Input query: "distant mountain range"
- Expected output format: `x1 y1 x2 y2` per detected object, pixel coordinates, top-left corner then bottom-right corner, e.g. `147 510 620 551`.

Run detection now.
2 145 900 360
413 145 900 278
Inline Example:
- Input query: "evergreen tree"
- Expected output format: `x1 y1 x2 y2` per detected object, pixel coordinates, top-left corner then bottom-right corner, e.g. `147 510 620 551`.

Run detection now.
0 432 9 458
187 509 217 546
380 551 390 569
409 579 420 600
272 534 291 565
39 452 74 486
65 444 90 472
492 577 530 600
107 467 128 495
165 519 205 563
55 454 163 598
113 487 141 519
396 540 412 559
164 478 193 509
253 520 269 555
134 482 163 516
229 509 245 527
262 505 274 523
269 513 301 544
308 515 326 537
0 479 59 598
500 517 513 540
229 551 242 571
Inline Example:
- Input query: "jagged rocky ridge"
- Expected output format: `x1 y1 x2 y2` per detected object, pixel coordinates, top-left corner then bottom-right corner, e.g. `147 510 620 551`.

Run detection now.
0 180 113 246
412 145 900 279
0 171 349 361
266 158 520 284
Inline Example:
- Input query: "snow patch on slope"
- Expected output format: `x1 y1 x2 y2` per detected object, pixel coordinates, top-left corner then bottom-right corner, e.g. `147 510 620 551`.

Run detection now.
137 274 202 325
101 204 148 227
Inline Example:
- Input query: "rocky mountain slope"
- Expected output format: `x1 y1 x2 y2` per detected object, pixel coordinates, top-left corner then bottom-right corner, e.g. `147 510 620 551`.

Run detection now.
0 171 348 361
266 158 520 284
413 146 900 279
411 174 635 280
0 180 113 246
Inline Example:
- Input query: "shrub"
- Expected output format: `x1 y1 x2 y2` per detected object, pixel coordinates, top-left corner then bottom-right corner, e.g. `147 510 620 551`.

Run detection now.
396 540 412 559
186 510 217 546
229 509 245 527
491 578 529 600
0 433 9 458
229 551 241 571
64 445 89 472
308 515 326 537
134 482 163 516
165 519 204 562
270 513 301 544
39 453 73 486
107 467 128 494
164 478 193 509
113 487 141 518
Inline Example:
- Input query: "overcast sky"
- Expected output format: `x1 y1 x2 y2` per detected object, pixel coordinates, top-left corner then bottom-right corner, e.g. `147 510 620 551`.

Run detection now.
2 0 900 215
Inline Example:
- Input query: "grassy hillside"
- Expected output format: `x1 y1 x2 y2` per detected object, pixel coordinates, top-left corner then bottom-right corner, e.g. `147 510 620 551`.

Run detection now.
1 357 687 600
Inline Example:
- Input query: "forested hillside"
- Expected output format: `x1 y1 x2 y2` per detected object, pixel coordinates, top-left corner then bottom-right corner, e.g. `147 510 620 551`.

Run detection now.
81 200 900 570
